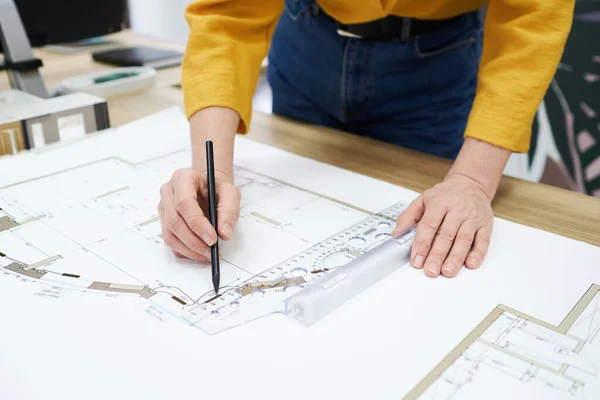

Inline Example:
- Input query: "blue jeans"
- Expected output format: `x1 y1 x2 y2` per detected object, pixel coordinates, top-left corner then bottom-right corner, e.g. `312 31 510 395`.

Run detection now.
268 0 483 159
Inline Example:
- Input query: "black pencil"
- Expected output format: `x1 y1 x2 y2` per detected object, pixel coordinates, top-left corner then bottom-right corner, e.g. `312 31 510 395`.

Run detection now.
205 140 220 294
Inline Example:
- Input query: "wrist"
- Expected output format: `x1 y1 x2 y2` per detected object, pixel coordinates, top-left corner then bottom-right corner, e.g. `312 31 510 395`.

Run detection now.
189 107 239 180
446 138 511 200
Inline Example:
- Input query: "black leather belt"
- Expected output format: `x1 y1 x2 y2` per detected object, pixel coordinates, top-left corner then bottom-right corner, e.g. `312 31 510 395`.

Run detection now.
334 14 463 41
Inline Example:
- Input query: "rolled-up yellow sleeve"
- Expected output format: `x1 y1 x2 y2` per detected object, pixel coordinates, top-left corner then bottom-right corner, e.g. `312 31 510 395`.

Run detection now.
464 0 574 152
182 0 283 133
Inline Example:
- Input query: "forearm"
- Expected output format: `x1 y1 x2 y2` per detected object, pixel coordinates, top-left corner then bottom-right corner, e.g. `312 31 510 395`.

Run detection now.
447 137 511 200
464 0 573 152
183 0 283 132
190 107 239 180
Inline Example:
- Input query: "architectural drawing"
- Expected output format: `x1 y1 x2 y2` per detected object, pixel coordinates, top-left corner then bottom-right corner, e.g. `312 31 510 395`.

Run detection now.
2 108 600 400
408 285 600 399
0 150 406 334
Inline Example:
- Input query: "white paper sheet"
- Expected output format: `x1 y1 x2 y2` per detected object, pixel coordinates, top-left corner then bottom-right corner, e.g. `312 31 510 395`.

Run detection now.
0 106 599 400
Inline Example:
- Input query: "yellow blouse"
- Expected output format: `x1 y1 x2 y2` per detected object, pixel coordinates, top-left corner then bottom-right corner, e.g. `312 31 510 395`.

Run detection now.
182 0 574 153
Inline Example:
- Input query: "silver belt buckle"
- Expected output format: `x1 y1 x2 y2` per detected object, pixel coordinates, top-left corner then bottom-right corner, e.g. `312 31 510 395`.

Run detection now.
336 28 363 39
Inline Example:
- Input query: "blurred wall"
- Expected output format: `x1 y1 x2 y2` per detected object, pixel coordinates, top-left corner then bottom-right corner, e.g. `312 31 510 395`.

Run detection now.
534 1 599 197
487 1 600 197
127 0 192 42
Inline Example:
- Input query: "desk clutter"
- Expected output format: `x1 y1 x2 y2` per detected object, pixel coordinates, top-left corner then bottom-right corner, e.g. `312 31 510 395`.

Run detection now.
92 46 183 69
57 67 157 98
0 89 109 156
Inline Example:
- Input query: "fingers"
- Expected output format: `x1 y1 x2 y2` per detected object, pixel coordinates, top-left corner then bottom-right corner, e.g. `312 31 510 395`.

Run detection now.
393 196 424 235
158 199 209 262
401 175 495 279
161 183 212 260
165 231 209 262
410 203 446 270
466 226 492 269
423 212 463 278
217 182 241 240
158 167 242 262
441 221 477 278
172 170 217 246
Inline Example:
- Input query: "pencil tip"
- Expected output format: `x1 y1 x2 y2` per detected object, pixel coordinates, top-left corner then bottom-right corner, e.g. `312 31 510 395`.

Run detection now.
212 273 220 295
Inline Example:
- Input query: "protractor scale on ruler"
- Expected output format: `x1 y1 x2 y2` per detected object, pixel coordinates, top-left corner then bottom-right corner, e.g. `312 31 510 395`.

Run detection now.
182 203 407 334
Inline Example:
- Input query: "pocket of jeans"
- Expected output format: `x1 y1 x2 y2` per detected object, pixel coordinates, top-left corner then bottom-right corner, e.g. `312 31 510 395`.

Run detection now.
283 0 311 22
414 25 477 58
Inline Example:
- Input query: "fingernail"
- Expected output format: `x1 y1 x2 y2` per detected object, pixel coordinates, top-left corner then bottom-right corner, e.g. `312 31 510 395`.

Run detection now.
413 255 424 269
202 233 214 246
203 249 212 260
222 223 233 239
467 257 478 268
426 262 438 275
443 263 457 275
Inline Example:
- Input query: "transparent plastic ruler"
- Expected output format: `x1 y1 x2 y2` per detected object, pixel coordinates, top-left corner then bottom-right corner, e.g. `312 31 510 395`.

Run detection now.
182 202 408 334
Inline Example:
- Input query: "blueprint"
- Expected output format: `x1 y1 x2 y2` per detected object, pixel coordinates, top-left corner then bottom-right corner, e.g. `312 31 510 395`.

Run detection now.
409 284 600 399
0 107 599 400
0 150 407 334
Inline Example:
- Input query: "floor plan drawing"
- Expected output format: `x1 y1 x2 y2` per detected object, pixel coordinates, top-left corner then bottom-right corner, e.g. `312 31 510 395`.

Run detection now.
0 149 406 334
2 108 600 400
408 284 600 400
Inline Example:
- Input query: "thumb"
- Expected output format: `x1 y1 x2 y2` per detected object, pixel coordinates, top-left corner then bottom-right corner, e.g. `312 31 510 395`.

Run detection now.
217 182 241 240
392 196 424 235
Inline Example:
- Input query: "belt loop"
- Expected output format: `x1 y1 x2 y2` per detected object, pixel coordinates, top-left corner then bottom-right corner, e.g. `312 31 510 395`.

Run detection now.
400 17 412 41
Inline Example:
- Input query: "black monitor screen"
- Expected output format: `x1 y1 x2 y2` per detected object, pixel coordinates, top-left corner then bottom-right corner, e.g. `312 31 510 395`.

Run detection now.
1 0 127 51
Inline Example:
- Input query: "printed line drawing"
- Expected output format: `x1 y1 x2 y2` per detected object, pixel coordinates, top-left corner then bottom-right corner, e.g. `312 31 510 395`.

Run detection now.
0 150 407 334
407 285 600 400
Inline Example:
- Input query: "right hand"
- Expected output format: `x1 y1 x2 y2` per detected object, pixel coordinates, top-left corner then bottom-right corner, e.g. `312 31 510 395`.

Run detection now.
158 168 241 261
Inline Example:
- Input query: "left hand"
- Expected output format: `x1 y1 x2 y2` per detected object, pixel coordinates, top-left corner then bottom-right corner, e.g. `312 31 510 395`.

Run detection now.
393 173 494 278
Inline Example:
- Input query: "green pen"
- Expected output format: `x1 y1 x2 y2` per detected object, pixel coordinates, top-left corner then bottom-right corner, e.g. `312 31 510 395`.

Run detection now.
93 71 139 84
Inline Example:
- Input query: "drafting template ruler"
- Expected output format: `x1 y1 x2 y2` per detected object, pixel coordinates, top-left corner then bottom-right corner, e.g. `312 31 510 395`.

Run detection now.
181 203 415 334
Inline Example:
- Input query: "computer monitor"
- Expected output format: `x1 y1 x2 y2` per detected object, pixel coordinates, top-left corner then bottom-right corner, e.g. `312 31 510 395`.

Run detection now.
0 0 128 96
0 0 128 52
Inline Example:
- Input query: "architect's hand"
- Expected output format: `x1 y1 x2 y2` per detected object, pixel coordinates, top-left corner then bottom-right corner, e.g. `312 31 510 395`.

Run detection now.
394 174 493 277
393 137 511 278
158 106 240 261
158 168 240 261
